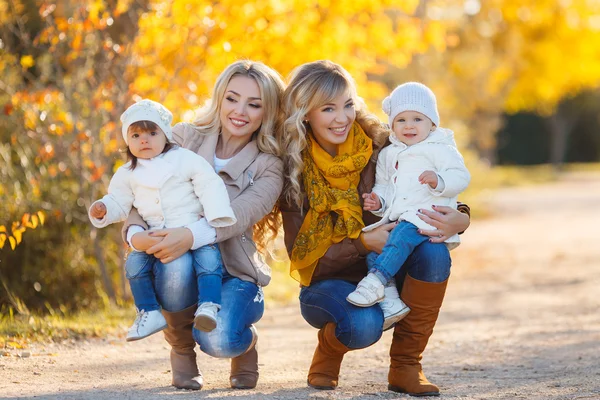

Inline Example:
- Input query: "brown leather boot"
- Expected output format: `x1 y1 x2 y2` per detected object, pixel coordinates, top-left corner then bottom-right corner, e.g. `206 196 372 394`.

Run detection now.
230 325 259 389
388 275 448 397
307 322 351 390
162 305 203 390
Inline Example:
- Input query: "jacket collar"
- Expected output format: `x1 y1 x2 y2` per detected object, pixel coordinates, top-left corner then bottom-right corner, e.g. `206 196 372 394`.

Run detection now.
200 133 260 182
220 139 260 181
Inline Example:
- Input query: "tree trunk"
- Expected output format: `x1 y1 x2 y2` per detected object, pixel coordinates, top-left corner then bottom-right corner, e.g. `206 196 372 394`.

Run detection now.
546 112 571 170
93 230 116 303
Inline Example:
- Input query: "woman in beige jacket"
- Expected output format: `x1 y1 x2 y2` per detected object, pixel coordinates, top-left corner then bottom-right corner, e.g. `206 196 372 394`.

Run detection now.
123 60 285 390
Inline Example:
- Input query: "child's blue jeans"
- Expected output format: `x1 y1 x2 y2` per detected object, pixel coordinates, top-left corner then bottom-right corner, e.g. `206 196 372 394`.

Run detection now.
125 245 223 311
367 221 450 285
191 244 223 306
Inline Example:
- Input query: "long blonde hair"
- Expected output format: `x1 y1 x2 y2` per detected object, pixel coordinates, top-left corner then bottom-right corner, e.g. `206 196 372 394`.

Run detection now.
194 60 285 250
280 60 388 209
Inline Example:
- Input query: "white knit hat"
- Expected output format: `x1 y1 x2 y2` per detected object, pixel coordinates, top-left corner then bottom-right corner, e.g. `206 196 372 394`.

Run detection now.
120 99 173 144
382 82 440 128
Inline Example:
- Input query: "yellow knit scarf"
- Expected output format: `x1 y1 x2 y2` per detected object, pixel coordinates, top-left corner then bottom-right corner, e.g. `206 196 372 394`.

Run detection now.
290 122 373 285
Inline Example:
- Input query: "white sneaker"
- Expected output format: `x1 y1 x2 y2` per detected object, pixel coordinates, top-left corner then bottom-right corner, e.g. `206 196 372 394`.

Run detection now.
346 273 385 307
194 302 220 332
126 309 167 342
380 285 410 331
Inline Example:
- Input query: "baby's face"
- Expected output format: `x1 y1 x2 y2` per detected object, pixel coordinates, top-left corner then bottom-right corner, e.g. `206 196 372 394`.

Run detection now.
391 111 435 146
128 127 167 159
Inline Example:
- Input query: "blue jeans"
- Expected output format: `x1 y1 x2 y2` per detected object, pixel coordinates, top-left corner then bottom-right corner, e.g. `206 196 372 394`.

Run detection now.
300 279 384 349
126 246 224 311
367 221 440 284
148 253 263 359
300 240 451 347
192 269 264 358
125 250 161 311
193 244 223 306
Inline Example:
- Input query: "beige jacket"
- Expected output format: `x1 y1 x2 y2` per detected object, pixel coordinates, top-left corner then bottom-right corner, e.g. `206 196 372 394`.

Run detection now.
123 123 284 286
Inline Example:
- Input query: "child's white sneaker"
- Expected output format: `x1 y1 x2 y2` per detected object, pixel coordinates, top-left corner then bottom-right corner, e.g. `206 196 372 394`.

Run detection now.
381 285 410 331
126 309 168 342
194 302 220 332
347 273 385 307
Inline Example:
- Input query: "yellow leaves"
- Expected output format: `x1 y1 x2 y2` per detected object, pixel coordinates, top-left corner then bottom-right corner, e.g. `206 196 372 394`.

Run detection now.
38 211 45 226
0 212 45 250
20 55 35 69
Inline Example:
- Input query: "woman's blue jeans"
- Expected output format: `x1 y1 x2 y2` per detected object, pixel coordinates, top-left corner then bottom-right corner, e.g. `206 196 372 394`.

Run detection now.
146 252 263 359
299 240 451 349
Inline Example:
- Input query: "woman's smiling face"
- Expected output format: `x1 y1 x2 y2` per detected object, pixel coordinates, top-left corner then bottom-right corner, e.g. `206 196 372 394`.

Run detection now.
219 75 264 141
305 92 356 156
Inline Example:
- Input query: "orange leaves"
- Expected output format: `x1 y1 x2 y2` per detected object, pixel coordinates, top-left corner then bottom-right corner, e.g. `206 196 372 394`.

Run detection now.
0 212 45 251
90 165 106 182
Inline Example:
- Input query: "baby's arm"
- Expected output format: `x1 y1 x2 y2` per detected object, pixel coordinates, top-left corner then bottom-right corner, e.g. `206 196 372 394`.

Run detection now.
369 147 393 216
186 150 237 228
89 167 135 228
429 145 471 197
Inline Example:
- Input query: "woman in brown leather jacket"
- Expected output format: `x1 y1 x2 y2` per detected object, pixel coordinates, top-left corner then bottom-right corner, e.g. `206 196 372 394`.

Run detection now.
279 60 470 396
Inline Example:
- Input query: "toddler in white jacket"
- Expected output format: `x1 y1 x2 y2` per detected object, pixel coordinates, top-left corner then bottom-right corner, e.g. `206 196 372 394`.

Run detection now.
346 83 470 330
89 99 236 341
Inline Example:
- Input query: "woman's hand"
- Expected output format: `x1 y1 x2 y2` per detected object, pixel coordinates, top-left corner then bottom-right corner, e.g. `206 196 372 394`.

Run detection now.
131 231 163 251
418 205 470 243
146 227 194 263
361 222 396 253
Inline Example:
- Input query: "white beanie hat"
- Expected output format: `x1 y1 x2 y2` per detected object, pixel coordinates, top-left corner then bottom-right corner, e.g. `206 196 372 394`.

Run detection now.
120 99 173 145
382 82 440 128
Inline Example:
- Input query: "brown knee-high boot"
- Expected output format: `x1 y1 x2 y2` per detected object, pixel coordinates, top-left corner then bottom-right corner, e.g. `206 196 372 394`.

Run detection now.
162 305 203 390
388 275 448 397
230 324 259 389
307 322 351 390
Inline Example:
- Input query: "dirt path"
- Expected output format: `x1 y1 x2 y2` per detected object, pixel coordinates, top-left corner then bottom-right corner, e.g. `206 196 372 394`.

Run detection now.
2 171 600 400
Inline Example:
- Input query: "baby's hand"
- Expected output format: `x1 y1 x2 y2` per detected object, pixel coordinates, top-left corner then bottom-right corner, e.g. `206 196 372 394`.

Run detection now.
362 192 381 211
90 202 107 219
419 171 438 189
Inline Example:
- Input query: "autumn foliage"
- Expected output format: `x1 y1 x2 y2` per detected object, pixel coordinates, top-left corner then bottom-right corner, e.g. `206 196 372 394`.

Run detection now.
2 0 600 314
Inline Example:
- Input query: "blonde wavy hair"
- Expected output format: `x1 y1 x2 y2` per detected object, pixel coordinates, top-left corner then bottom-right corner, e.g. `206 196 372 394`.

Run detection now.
193 60 285 250
280 60 389 209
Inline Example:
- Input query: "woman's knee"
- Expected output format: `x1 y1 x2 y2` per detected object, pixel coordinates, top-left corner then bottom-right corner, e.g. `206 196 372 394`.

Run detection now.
193 323 249 358
338 306 383 349
405 241 451 282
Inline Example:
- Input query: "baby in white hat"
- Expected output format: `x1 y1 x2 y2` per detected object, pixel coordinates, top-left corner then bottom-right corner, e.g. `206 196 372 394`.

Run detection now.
346 83 470 330
89 99 237 341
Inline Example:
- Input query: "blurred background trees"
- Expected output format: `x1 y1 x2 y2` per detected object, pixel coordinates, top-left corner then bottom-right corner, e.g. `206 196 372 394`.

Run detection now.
1 0 600 316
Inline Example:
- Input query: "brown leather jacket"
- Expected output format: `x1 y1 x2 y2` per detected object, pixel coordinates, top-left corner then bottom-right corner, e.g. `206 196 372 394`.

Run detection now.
280 146 383 285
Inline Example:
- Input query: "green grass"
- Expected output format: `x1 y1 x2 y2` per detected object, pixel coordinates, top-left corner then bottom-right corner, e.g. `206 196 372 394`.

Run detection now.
0 305 131 346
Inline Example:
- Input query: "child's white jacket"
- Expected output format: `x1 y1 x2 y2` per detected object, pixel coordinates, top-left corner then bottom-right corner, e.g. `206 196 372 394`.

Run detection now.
364 128 470 249
89 147 236 230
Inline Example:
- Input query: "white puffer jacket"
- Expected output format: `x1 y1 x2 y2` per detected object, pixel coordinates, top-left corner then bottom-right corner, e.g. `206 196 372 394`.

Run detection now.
364 128 470 248
89 146 236 230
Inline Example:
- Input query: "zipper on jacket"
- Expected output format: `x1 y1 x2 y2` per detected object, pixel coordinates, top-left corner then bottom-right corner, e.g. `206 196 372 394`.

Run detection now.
247 171 254 186
240 233 262 284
